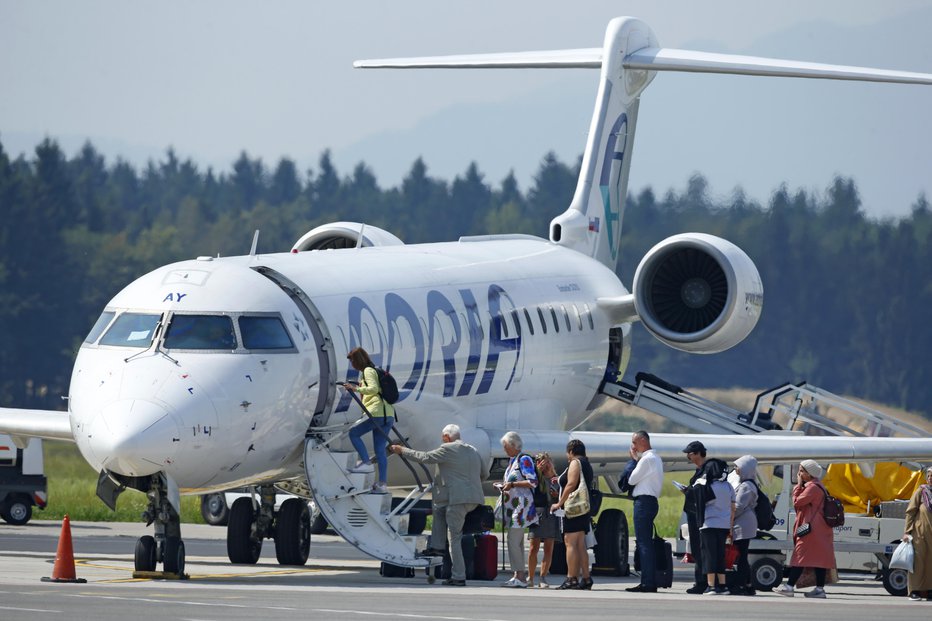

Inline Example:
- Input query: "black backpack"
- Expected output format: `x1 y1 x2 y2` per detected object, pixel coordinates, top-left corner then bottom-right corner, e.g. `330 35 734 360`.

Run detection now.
373 367 399 405
752 481 777 531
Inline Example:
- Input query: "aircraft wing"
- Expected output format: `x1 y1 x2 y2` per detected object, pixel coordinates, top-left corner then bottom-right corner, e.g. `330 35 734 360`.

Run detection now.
0 407 74 448
489 429 932 472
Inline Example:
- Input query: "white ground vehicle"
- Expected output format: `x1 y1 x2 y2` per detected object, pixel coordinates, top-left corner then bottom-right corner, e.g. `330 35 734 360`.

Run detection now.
0 434 48 525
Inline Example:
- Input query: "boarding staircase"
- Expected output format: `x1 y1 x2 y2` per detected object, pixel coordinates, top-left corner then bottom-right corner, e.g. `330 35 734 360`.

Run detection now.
601 372 926 440
302 390 440 569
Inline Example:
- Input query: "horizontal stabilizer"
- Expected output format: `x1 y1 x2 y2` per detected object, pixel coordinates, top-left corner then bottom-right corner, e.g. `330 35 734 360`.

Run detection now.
0 407 74 447
354 48 601 69
356 46 932 86
624 47 932 85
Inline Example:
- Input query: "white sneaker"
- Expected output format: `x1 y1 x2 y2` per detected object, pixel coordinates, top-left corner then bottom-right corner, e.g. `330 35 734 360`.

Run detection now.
775 584 794 597
804 587 826 599
501 577 527 588
349 461 374 474
539 577 551 588
370 482 388 494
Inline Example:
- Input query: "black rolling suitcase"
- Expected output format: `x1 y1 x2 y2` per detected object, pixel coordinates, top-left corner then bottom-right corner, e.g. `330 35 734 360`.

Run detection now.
633 528 673 589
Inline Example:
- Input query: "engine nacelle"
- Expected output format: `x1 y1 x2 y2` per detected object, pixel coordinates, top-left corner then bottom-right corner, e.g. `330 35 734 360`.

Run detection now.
632 233 763 354
291 222 404 252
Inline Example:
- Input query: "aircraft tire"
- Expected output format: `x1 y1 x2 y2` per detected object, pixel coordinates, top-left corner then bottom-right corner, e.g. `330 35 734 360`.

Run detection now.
227 497 262 564
275 498 310 566
163 537 185 575
593 508 629 576
134 535 157 572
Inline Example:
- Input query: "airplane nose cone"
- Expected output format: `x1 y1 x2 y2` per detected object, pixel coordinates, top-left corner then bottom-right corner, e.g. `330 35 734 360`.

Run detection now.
89 399 181 477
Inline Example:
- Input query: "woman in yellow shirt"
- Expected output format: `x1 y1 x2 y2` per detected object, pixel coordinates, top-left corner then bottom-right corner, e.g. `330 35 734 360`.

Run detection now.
344 347 395 493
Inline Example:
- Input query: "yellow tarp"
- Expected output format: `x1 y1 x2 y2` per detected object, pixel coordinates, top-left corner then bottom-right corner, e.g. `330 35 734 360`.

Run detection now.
822 462 925 513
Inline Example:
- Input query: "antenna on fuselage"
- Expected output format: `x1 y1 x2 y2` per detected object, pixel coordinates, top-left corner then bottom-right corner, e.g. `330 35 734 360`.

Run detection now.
355 223 366 249
250 230 260 256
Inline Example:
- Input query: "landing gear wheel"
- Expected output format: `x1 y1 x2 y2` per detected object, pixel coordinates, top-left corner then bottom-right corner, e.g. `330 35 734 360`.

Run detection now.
882 567 908 596
227 497 262 564
163 537 185 575
593 508 629 576
134 535 157 572
1 497 32 525
200 493 230 526
750 557 783 591
274 498 310 566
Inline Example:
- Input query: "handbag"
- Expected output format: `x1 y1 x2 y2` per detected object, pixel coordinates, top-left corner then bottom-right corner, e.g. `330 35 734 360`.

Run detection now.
564 482 590 518
724 542 739 568
794 522 811 538
890 539 915 572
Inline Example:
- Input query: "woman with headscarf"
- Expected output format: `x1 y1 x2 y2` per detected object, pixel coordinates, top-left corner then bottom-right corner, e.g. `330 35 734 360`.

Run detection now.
730 455 759 596
904 466 932 601
775 459 835 599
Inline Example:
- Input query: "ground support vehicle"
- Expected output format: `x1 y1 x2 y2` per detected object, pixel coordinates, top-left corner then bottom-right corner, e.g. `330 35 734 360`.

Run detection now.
0 435 48 525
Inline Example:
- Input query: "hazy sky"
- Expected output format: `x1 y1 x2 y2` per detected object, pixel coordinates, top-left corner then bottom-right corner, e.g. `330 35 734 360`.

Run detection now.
2 1 931 218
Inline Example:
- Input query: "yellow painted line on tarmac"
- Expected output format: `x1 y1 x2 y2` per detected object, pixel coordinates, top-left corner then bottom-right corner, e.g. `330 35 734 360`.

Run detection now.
74 558 338 583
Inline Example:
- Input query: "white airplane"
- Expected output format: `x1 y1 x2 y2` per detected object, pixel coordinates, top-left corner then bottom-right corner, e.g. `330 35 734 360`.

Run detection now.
2 16 932 575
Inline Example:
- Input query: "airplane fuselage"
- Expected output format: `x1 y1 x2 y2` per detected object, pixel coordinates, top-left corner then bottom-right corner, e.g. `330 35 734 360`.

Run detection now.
69 235 629 492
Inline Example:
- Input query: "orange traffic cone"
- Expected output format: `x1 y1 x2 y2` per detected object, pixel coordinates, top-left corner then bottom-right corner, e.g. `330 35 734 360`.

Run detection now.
41 515 87 583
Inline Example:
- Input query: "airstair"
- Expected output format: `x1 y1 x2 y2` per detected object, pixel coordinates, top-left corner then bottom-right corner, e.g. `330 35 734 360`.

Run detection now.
601 372 926 439
303 391 440 569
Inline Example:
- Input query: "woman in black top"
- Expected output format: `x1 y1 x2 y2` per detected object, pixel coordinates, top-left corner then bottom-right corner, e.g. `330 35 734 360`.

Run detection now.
552 439 593 590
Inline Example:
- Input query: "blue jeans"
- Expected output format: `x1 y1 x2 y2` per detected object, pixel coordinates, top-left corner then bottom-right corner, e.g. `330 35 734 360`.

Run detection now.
349 416 394 483
634 495 659 588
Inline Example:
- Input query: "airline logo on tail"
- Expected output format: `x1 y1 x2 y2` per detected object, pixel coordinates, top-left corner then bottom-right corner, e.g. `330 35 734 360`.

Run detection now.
599 112 628 263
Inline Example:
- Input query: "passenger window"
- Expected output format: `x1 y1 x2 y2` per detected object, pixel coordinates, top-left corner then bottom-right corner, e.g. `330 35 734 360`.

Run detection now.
572 304 583 331
99 313 161 348
510 309 522 337
498 313 508 338
537 307 548 335
164 315 236 350
561 305 572 331
584 303 595 330
523 308 534 336
84 310 115 344
549 306 560 333
239 316 295 350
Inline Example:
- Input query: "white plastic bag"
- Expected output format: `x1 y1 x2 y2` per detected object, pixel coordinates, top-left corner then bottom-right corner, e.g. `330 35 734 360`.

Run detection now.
585 526 597 549
890 540 914 572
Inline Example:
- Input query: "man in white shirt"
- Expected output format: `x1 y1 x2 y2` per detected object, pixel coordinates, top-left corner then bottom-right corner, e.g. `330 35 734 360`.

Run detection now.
625 430 665 592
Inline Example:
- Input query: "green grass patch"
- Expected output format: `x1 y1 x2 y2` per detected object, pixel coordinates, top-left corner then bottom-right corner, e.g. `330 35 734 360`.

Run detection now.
39 441 203 523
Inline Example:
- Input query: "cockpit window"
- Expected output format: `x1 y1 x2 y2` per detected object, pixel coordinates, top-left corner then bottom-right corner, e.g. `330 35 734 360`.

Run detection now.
99 313 161 348
84 311 116 344
239 316 295 350
164 315 236 350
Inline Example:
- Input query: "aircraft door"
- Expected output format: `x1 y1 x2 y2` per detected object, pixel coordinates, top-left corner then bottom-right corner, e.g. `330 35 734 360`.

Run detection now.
253 267 336 428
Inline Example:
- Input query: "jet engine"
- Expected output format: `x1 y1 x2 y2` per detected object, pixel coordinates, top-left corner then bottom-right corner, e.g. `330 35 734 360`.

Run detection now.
632 233 763 354
291 222 404 252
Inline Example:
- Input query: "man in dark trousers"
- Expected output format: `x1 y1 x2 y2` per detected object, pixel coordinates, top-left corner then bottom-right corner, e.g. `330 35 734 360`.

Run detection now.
681 440 728 594
390 423 484 586
624 430 665 593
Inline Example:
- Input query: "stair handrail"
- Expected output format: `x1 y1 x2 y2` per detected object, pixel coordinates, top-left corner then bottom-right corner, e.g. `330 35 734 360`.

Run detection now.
339 383 434 491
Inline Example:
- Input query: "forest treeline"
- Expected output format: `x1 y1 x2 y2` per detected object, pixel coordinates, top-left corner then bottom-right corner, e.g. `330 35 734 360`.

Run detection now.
1 138 930 420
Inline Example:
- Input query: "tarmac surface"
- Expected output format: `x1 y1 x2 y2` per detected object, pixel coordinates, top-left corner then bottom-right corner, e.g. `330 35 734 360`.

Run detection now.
1 519 930 621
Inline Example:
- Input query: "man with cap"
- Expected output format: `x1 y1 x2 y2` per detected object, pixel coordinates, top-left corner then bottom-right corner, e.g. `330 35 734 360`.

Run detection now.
680 440 729 594
775 459 836 598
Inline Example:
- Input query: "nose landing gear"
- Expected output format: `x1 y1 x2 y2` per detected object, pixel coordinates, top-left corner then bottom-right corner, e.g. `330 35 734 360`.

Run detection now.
131 474 187 579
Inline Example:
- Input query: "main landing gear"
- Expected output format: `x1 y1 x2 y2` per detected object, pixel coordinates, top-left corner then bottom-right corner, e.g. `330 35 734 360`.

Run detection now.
132 474 186 577
226 485 311 566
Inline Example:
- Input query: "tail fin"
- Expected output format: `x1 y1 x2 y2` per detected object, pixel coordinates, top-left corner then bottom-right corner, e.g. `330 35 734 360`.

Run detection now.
355 17 932 272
